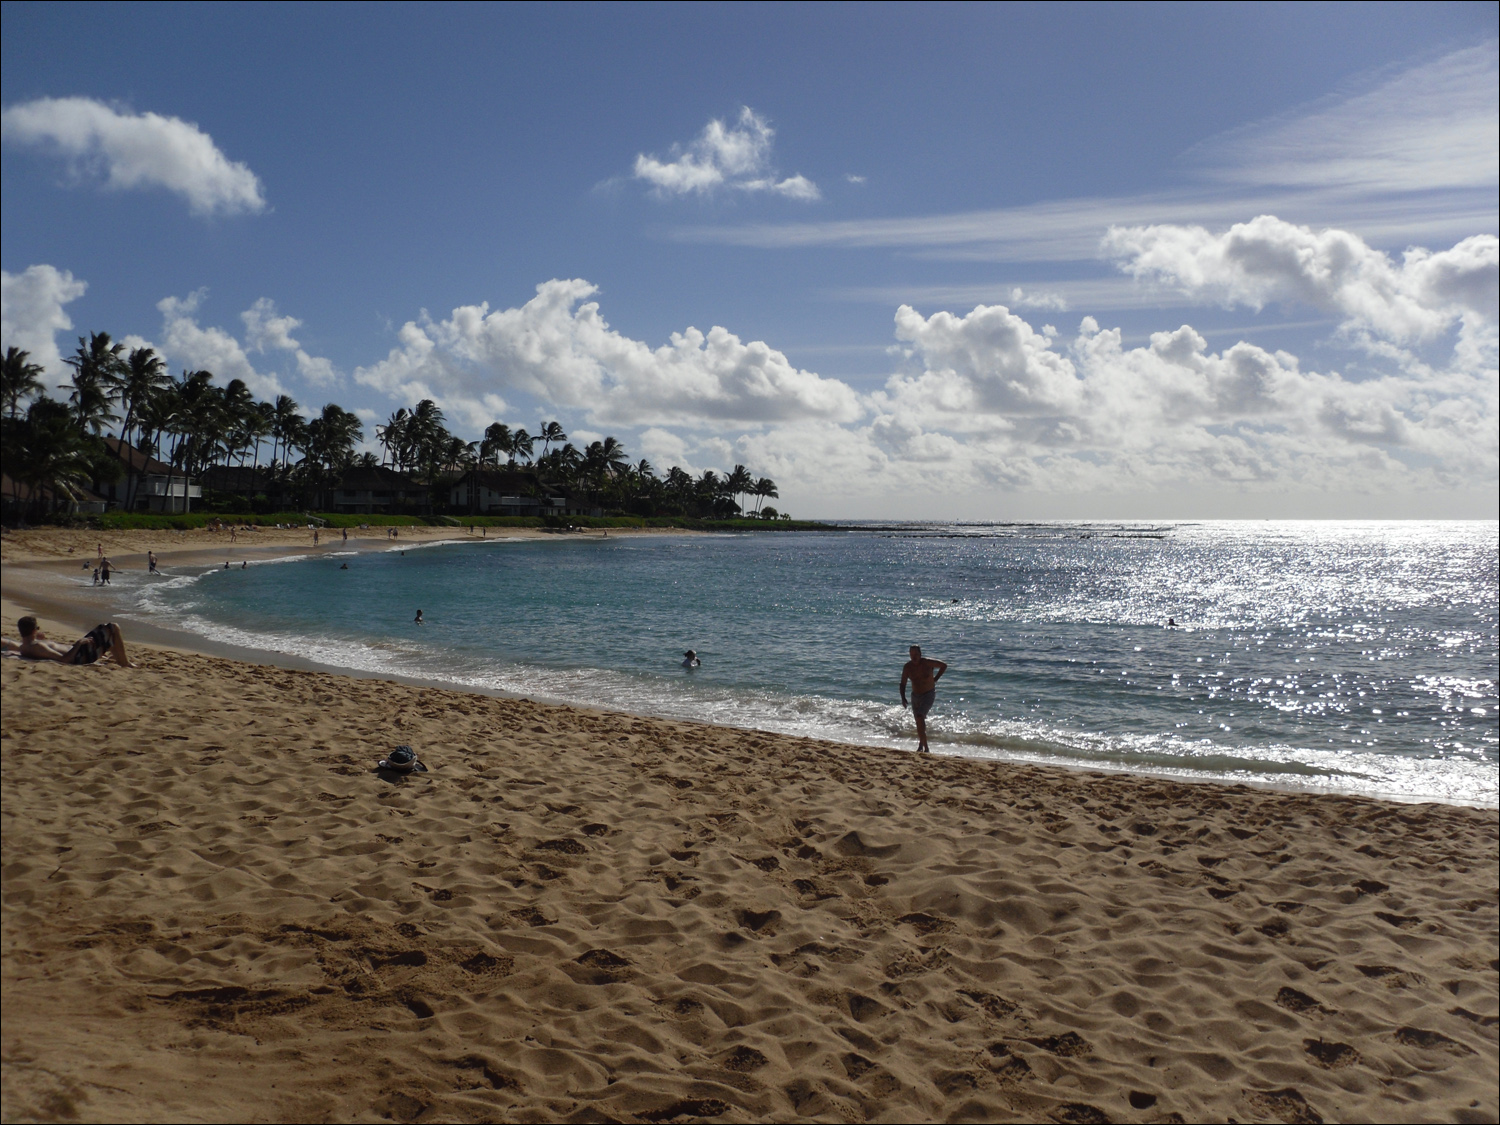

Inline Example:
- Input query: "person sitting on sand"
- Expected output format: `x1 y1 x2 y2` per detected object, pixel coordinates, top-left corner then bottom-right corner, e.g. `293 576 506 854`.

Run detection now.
682 649 700 668
16 616 134 667
900 645 948 754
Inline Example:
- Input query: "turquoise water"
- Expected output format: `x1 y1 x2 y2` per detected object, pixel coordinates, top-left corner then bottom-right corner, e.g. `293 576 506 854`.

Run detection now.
118 521 1497 806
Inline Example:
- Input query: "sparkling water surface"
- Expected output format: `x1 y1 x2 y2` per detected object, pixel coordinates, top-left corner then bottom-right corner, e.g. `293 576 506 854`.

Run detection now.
118 521 1497 806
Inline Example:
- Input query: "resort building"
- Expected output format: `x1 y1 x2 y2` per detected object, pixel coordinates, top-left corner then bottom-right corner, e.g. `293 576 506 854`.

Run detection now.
321 466 427 515
448 469 600 517
99 438 202 513
1 473 108 520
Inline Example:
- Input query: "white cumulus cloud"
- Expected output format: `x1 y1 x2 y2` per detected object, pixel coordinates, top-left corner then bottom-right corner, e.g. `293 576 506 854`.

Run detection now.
354 279 862 428
1 96 265 216
851 297 1497 498
241 298 340 387
157 291 286 399
1104 215 1498 344
0 264 87 376
633 107 819 201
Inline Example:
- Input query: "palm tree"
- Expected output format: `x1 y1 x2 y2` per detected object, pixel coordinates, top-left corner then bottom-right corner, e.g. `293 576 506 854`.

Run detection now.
2 347 46 419
482 422 512 466
117 347 169 448
726 464 754 516
377 408 409 469
538 420 566 459
510 427 534 464
555 442 581 483
62 332 126 435
6 396 96 517
752 477 778 516
307 403 363 471
163 370 218 511
116 351 172 510
599 436 628 474
409 399 446 455
131 384 178 499
246 400 274 496
220 378 257 475
665 465 693 513
271 395 304 470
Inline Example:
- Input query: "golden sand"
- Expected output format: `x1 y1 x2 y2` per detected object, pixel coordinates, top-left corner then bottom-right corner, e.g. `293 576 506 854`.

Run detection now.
1 538 1496 1124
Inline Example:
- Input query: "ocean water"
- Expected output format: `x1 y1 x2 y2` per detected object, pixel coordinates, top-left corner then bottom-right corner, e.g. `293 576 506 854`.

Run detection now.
114 521 1497 806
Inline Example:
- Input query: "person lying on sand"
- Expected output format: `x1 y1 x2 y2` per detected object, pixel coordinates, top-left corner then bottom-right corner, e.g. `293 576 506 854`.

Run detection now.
15 616 135 667
900 644 947 754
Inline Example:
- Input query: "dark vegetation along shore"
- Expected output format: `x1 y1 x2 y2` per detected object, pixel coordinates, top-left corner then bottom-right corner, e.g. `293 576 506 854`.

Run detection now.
2 334 796 526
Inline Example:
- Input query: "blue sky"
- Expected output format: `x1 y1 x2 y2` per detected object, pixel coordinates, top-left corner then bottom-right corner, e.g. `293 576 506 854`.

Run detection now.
3 2 1496 518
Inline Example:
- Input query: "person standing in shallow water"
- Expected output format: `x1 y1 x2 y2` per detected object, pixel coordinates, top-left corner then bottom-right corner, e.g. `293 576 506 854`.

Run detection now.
900 645 948 754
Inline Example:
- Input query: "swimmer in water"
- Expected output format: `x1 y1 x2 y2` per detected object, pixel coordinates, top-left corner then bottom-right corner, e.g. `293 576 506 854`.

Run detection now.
682 649 700 668
414 609 424 625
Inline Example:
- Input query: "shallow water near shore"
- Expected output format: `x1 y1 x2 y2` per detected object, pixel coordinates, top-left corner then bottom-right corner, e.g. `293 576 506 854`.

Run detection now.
107 520 1497 805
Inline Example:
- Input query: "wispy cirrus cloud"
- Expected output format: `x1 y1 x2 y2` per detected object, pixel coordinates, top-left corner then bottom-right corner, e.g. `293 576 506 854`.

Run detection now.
669 46 1497 263
0 96 265 216
632 107 819 201
1186 42 1498 194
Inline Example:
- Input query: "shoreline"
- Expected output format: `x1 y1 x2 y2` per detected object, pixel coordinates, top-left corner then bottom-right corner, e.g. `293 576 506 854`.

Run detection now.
2 550 1496 1122
4 528 1493 811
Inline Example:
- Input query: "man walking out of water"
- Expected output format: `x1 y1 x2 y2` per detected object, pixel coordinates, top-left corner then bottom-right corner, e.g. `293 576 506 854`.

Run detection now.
900 645 947 753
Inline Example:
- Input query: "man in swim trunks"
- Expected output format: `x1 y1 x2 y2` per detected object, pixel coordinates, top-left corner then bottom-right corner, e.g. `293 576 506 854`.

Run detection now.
16 616 135 666
900 645 948 753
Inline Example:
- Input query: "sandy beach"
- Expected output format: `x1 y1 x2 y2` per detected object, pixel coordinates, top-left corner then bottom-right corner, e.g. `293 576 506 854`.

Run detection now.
0 523 621 568
1 534 1496 1124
